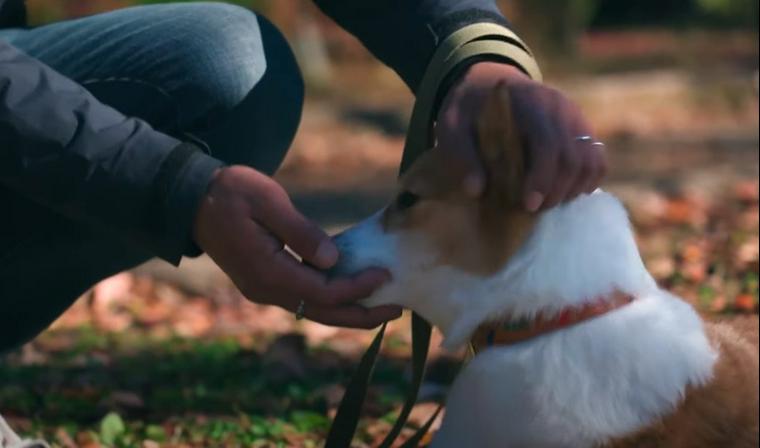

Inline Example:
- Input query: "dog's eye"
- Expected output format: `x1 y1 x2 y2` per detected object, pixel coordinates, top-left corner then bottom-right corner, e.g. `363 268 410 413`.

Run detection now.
395 191 420 211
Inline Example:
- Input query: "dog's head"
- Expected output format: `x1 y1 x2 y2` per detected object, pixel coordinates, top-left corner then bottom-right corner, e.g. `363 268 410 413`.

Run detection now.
330 84 538 309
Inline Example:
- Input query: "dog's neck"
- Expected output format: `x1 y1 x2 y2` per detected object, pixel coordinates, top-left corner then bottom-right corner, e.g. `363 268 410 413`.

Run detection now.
401 191 659 349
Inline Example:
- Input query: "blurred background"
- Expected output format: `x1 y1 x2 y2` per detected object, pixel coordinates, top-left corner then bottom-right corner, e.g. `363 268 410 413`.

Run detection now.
3 1 759 447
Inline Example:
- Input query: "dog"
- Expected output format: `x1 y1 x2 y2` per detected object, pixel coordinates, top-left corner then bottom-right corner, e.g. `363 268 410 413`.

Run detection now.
330 84 759 447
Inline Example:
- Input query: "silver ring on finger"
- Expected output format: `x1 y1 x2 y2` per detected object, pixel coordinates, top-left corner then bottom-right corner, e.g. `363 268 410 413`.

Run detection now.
295 300 306 321
576 135 606 149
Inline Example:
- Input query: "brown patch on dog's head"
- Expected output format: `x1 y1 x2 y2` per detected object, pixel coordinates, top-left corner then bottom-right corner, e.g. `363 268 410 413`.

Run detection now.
382 84 537 275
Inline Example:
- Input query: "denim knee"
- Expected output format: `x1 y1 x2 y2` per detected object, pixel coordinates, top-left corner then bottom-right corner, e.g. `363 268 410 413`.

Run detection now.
168 3 305 172
159 3 266 124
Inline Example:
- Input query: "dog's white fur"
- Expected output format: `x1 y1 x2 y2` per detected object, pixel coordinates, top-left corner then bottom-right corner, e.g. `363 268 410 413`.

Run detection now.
333 190 717 447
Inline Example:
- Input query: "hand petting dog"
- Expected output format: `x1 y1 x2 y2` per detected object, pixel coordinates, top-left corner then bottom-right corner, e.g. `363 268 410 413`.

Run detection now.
193 166 401 329
437 61 607 211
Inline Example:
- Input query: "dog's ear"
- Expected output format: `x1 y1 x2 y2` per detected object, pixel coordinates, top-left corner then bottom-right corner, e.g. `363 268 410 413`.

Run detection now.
476 82 525 206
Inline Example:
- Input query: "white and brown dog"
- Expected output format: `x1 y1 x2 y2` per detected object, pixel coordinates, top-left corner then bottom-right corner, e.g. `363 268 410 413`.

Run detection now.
330 85 759 447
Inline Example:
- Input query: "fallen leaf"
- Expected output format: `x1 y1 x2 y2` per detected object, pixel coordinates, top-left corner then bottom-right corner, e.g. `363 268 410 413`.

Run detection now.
683 261 707 283
54 427 77 448
665 199 694 224
172 298 213 337
710 295 728 313
100 412 125 446
92 273 135 332
734 181 759 204
648 256 676 279
735 294 758 313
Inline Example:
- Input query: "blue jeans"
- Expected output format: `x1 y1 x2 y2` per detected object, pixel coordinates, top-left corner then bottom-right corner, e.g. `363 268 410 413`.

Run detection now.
0 2 304 352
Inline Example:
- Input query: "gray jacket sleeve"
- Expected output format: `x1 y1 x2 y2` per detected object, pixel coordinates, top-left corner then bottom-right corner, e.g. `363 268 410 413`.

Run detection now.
0 41 224 265
313 0 510 92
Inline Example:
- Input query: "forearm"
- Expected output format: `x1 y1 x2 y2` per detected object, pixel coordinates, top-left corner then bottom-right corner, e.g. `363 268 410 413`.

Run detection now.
312 0 510 92
0 41 223 264
0 0 25 28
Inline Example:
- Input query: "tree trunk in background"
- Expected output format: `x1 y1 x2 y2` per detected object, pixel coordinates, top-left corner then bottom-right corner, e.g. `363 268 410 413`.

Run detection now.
293 18 333 88
267 0 298 35
269 0 333 88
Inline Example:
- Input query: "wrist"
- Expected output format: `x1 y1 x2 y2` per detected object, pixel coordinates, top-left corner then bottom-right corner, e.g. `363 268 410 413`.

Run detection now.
440 61 532 115
154 142 225 263
466 61 531 82
192 166 225 249
454 61 532 96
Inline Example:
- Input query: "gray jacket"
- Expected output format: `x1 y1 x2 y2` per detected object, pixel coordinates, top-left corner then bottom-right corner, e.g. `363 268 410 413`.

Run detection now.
1 0 508 264
1 1 225 264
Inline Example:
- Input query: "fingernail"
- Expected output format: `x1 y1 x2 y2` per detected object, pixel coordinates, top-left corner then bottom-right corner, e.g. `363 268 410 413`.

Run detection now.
462 174 485 197
315 240 339 268
525 191 544 212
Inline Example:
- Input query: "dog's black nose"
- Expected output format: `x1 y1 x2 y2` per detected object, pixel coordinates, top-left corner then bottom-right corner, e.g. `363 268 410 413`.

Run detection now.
324 234 354 279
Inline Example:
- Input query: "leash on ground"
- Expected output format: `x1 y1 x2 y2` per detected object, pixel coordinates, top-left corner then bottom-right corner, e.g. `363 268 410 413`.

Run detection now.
324 23 542 448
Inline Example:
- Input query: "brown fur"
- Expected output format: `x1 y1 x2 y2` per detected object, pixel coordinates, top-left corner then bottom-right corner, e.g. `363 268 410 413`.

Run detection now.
383 84 536 275
609 322 759 448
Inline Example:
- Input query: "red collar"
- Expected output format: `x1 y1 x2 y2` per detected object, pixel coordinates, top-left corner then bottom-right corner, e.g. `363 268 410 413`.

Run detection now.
470 292 635 353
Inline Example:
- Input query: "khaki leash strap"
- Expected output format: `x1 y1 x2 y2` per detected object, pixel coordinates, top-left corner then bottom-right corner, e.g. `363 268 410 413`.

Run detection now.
402 23 542 171
325 23 542 448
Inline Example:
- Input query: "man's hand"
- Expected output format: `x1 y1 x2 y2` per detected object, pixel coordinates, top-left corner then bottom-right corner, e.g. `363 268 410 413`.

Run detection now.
437 62 607 211
193 166 402 329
